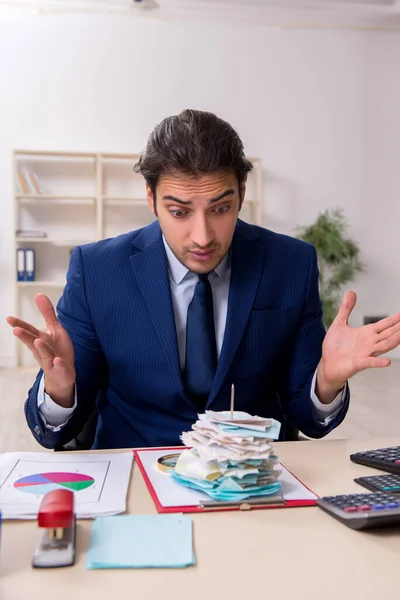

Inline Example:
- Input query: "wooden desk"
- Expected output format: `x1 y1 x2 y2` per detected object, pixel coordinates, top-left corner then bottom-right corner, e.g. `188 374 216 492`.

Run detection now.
1 438 400 600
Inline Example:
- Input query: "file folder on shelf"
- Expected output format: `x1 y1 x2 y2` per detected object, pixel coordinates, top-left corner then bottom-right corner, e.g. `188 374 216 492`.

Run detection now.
16 248 35 281
16 248 25 281
25 248 35 281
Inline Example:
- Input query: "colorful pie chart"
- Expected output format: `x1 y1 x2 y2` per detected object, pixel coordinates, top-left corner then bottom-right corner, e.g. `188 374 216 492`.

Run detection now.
14 472 94 495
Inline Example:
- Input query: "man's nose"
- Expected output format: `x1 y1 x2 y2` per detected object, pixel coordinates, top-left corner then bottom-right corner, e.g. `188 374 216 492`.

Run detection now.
191 214 214 248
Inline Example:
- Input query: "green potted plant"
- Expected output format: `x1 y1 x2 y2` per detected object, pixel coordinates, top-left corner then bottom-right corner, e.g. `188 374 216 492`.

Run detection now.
295 208 365 328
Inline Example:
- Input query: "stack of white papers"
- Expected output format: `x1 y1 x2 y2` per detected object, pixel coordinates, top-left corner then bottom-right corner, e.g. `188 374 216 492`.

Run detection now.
0 451 133 519
172 411 283 501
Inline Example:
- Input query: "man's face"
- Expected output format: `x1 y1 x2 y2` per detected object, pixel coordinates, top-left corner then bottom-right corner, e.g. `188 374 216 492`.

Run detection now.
146 170 244 274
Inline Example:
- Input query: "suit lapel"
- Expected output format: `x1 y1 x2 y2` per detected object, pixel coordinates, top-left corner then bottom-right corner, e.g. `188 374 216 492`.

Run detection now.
129 223 198 411
130 227 183 392
208 221 265 405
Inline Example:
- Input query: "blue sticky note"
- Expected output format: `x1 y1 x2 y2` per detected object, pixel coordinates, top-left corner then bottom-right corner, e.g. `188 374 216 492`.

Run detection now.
85 514 195 569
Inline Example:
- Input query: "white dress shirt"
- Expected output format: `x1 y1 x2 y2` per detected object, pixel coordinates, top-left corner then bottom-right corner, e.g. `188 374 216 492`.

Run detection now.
38 236 345 430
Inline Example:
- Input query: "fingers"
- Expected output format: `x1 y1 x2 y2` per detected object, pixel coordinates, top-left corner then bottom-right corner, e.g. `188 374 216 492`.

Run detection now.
333 290 357 326
12 327 57 373
53 356 64 369
376 321 400 344
373 330 400 356
52 356 69 373
35 294 59 334
374 312 400 335
359 356 391 370
12 327 41 364
47 356 73 388
7 295 59 336
10 318 54 351
12 326 39 349
7 316 40 337
12 328 68 379
33 338 57 373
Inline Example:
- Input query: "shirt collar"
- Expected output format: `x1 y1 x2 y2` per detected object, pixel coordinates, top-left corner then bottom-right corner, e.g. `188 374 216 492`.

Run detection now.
162 236 230 285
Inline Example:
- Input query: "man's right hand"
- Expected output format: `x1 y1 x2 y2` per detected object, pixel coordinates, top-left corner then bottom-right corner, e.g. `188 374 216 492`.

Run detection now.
7 294 76 408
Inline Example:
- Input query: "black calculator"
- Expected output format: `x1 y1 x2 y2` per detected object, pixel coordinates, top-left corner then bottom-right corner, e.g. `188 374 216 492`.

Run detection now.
350 446 400 474
317 492 400 530
354 473 400 493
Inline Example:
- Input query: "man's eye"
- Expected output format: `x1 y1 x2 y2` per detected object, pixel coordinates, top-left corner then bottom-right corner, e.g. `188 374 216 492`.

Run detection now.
214 205 231 215
170 210 188 218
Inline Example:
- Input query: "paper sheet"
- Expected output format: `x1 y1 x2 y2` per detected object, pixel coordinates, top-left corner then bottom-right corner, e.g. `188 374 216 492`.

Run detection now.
0 451 133 519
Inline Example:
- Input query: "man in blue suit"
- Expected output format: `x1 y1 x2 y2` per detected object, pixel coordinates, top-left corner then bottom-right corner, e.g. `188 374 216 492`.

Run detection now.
7 110 400 449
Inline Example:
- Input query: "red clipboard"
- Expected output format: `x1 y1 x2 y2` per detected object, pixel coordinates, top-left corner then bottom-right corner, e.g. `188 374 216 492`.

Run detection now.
134 447 318 514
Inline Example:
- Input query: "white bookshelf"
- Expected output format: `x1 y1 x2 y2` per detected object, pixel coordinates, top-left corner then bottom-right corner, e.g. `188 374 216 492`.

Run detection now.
13 150 262 367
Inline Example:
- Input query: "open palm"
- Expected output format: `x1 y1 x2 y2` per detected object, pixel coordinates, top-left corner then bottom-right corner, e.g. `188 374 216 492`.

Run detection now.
321 290 400 389
7 293 75 390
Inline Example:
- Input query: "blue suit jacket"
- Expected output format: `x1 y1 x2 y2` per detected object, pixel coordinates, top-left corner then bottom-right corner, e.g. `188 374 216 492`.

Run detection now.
25 219 349 449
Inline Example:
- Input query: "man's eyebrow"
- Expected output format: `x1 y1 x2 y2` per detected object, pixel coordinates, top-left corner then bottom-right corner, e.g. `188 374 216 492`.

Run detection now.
162 189 235 205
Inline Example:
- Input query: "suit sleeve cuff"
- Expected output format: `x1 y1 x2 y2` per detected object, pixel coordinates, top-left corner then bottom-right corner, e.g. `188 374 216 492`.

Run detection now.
310 369 347 425
37 374 77 431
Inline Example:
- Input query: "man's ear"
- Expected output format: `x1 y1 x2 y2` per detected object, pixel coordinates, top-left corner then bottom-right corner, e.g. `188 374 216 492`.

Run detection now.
146 183 157 216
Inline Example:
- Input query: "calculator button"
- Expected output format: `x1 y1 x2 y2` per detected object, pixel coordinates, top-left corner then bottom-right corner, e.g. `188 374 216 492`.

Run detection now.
343 506 358 513
371 504 386 510
357 505 371 511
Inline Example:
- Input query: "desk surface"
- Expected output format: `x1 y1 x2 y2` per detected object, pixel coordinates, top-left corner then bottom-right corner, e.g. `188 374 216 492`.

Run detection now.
1 437 400 600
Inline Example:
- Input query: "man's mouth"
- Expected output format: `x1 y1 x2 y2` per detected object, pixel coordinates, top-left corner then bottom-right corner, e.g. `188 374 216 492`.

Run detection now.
189 249 216 261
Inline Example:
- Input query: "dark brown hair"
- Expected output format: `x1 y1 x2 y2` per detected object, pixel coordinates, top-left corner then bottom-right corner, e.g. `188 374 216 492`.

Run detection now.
133 109 253 202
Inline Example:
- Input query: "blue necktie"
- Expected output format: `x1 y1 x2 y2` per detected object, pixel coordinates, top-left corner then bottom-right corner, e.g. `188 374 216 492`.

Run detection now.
184 273 217 409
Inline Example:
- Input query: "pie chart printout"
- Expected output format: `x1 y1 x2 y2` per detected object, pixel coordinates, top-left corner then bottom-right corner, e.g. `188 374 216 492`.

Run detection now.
13 472 95 495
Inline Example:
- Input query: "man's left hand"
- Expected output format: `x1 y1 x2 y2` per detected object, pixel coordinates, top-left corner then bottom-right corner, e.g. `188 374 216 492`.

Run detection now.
316 290 400 404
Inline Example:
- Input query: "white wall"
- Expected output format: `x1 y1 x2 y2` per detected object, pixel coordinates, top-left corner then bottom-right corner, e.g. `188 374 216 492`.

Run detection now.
0 13 399 365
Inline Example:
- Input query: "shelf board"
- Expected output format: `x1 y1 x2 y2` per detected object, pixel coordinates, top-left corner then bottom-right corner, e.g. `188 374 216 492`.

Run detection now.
17 281 66 288
15 150 97 159
103 197 148 206
16 194 96 203
101 154 141 160
16 238 95 245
